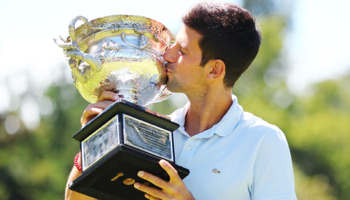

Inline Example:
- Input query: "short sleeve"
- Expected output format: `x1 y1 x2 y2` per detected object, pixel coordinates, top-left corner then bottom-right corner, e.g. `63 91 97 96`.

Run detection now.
251 129 297 200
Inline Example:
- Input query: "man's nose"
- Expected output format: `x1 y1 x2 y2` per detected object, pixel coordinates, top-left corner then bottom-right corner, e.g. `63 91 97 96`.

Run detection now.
163 44 177 63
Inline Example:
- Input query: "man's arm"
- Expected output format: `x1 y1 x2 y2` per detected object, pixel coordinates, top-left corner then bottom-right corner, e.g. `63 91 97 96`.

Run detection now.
65 153 97 200
252 129 297 199
65 91 118 200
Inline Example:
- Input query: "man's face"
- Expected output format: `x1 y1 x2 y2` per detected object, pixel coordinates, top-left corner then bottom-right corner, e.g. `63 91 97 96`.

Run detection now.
163 25 207 94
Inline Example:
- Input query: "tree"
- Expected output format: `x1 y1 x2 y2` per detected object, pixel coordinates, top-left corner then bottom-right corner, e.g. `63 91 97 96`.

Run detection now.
0 67 87 200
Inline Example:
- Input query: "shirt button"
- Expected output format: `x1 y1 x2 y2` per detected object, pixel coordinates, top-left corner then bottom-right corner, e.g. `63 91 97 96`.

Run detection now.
186 146 192 151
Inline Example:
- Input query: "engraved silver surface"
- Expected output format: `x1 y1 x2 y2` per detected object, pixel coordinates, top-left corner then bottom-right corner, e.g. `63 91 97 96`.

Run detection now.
81 116 119 171
54 15 174 105
123 114 173 161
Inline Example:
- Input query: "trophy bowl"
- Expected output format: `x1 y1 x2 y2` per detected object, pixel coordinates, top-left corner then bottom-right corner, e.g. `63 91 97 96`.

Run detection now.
54 14 173 105
55 15 189 200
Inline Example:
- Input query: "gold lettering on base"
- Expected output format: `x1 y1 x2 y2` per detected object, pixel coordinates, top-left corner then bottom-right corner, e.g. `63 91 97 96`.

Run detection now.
123 178 135 185
111 172 124 181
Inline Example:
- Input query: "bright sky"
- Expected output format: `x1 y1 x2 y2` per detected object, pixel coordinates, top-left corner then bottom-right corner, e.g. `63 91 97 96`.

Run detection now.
286 0 350 94
0 0 350 116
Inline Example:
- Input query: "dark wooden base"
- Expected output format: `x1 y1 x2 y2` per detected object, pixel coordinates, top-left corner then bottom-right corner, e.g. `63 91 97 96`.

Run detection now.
69 144 189 200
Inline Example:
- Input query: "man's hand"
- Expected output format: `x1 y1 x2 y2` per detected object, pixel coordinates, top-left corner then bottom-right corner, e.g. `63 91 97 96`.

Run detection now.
80 91 169 126
81 91 121 126
134 160 194 200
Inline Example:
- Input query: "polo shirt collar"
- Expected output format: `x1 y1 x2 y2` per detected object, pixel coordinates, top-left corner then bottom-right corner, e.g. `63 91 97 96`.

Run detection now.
171 94 243 138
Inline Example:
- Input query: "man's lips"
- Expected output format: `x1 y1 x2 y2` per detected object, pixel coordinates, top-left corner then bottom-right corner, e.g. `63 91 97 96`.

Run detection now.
164 62 173 74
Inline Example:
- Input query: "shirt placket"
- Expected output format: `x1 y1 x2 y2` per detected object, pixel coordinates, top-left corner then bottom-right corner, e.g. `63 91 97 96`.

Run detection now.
177 137 201 169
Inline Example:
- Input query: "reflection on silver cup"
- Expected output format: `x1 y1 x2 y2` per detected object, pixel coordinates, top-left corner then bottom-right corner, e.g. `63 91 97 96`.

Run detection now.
54 15 174 105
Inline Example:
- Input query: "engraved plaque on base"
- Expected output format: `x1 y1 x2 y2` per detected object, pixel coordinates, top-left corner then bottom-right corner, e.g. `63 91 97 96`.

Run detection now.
55 15 189 200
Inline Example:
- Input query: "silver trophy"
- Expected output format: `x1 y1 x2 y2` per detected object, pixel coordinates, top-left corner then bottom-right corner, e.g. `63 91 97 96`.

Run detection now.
55 15 189 200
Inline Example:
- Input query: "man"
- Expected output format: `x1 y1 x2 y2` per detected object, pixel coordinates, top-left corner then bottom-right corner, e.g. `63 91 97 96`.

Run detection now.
65 1 297 200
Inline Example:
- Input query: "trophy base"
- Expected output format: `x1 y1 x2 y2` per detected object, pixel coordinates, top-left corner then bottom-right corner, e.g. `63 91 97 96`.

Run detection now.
69 100 189 200
69 144 189 200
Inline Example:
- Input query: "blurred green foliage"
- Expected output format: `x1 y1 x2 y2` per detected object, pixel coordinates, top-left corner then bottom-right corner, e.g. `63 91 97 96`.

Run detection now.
0 80 88 199
1 1 350 200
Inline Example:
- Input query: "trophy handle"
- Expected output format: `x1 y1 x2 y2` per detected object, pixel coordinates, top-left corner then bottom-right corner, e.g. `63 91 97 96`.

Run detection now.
54 36 102 74
54 16 103 80
67 16 102 72
68 16 93 42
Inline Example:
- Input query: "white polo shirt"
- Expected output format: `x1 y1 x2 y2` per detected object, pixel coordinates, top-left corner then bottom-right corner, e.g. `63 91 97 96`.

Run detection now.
170 95 297 200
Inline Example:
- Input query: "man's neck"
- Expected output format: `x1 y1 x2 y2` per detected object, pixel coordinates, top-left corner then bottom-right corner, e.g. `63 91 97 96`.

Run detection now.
184 89 233 137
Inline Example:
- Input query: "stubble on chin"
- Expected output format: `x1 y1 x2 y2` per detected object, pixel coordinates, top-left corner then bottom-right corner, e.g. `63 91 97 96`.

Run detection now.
165 78 182 93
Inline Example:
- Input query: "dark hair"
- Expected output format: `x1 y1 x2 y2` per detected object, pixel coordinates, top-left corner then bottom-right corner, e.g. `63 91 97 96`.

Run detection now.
182 1 262 87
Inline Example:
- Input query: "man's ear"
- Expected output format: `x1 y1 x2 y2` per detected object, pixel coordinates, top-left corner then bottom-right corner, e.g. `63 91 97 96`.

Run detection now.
208 59 225 80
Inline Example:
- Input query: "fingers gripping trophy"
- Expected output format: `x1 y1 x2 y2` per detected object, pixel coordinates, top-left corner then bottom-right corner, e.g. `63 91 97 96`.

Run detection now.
55 15 189 200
